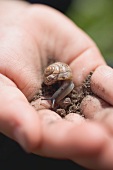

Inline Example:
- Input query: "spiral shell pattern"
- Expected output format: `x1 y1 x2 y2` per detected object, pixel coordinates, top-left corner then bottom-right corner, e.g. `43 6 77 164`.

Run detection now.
44 62 73 85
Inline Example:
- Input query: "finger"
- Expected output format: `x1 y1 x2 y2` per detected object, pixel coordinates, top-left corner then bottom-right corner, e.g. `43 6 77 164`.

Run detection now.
80 95 111 119
34 117 109 169
91 108 113 170
31 98 51 111
35 120 105 158
91 65 113 105
94 108 113 135
70 47 106 86
0 76 41 152
65 113 85 124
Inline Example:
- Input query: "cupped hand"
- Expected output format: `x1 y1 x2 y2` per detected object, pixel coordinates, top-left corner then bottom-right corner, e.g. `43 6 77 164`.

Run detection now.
0 1 113 170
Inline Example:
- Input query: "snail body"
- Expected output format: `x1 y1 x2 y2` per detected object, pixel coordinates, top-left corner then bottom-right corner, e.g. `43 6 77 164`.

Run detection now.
43 62 74 108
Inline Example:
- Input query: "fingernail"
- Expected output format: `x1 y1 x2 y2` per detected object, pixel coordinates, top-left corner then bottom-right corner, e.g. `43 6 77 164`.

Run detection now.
14 127 28 151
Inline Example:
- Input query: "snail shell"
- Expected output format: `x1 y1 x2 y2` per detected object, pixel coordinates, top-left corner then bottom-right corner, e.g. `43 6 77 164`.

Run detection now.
44 62 73 85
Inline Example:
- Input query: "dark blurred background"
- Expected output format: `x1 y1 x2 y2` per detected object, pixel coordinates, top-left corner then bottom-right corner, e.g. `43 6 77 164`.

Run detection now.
28 0 73 13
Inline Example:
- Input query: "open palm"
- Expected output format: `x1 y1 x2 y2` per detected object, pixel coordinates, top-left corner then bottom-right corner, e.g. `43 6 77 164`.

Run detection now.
0 1 113 170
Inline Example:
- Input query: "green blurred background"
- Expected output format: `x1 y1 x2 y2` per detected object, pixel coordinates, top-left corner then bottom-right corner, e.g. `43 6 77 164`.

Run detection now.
66 0 113 66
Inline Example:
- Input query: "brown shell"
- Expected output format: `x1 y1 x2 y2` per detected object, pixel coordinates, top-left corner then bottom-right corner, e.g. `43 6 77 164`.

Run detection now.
44 62 73 85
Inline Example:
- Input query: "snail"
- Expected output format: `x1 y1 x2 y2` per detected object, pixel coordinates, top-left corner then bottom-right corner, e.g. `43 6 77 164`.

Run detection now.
43 62 75 108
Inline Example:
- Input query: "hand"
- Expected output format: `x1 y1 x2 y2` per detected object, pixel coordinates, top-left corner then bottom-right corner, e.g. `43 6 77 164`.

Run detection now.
0 1 113 170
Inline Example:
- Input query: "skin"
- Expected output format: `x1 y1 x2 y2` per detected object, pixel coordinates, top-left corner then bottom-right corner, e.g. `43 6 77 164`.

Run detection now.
1 1 113 169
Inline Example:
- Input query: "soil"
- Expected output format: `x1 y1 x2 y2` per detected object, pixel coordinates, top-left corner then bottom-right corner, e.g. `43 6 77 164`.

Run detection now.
31 70 94 118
